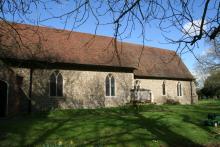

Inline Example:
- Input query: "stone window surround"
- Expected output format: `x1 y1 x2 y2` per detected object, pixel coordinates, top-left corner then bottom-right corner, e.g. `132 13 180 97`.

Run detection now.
177 81 183 97
162 80 166 96
49 71 64 98
105 73 116 97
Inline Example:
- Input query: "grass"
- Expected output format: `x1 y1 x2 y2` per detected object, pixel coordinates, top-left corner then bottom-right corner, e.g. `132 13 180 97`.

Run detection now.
0 99 220 146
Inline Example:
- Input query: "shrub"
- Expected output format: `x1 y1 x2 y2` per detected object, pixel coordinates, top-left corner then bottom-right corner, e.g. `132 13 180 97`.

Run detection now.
165 99 180 105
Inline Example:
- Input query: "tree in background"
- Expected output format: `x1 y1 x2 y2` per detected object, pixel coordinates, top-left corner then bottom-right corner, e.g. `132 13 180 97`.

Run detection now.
200 70 220 98
198 34 220 70
194 34 220 98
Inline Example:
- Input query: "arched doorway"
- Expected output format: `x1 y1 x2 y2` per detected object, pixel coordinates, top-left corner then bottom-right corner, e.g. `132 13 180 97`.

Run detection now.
0 80 8 117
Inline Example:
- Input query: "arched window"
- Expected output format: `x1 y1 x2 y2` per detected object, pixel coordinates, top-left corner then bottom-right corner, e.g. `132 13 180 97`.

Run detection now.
57 73 63 96
177 82 182 96
105 74 115 96
49 71 63 97
162 81 166 95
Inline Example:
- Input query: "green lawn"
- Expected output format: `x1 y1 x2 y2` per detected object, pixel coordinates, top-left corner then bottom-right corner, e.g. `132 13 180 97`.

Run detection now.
0 100 220 147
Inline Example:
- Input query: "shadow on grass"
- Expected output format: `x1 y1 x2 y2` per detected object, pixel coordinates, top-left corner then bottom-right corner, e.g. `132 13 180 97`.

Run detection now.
76 108 202 146
0 104 215 146
27 118 71 146
134 113 202 147
179 101 220 131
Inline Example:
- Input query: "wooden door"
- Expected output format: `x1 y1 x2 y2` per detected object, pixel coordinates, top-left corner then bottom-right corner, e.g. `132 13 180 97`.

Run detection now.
0 80 7 117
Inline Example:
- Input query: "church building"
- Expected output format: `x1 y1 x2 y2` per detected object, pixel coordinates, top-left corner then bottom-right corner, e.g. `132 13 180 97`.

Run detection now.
0 22 198 116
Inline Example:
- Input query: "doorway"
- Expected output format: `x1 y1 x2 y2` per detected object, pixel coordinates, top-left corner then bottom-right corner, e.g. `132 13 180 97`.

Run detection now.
0 80 8 117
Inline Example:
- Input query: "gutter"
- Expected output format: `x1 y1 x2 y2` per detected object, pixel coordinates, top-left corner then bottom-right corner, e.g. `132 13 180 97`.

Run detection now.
134 75 195 81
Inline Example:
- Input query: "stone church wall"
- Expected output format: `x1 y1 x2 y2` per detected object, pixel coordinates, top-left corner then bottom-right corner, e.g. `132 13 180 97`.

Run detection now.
135 79 198 104
0 64 21 115
12 67 134 111
5 67 198 112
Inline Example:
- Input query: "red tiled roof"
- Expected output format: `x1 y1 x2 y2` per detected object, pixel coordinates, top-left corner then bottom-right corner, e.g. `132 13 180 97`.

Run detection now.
0 22 194 80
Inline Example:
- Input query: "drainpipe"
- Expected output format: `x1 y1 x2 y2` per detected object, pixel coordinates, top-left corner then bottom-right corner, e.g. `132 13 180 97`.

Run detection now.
28 68 33 113
190 81 193 104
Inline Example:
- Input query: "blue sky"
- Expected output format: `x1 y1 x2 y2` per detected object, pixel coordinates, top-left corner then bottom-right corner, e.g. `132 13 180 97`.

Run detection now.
4 0 214 73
